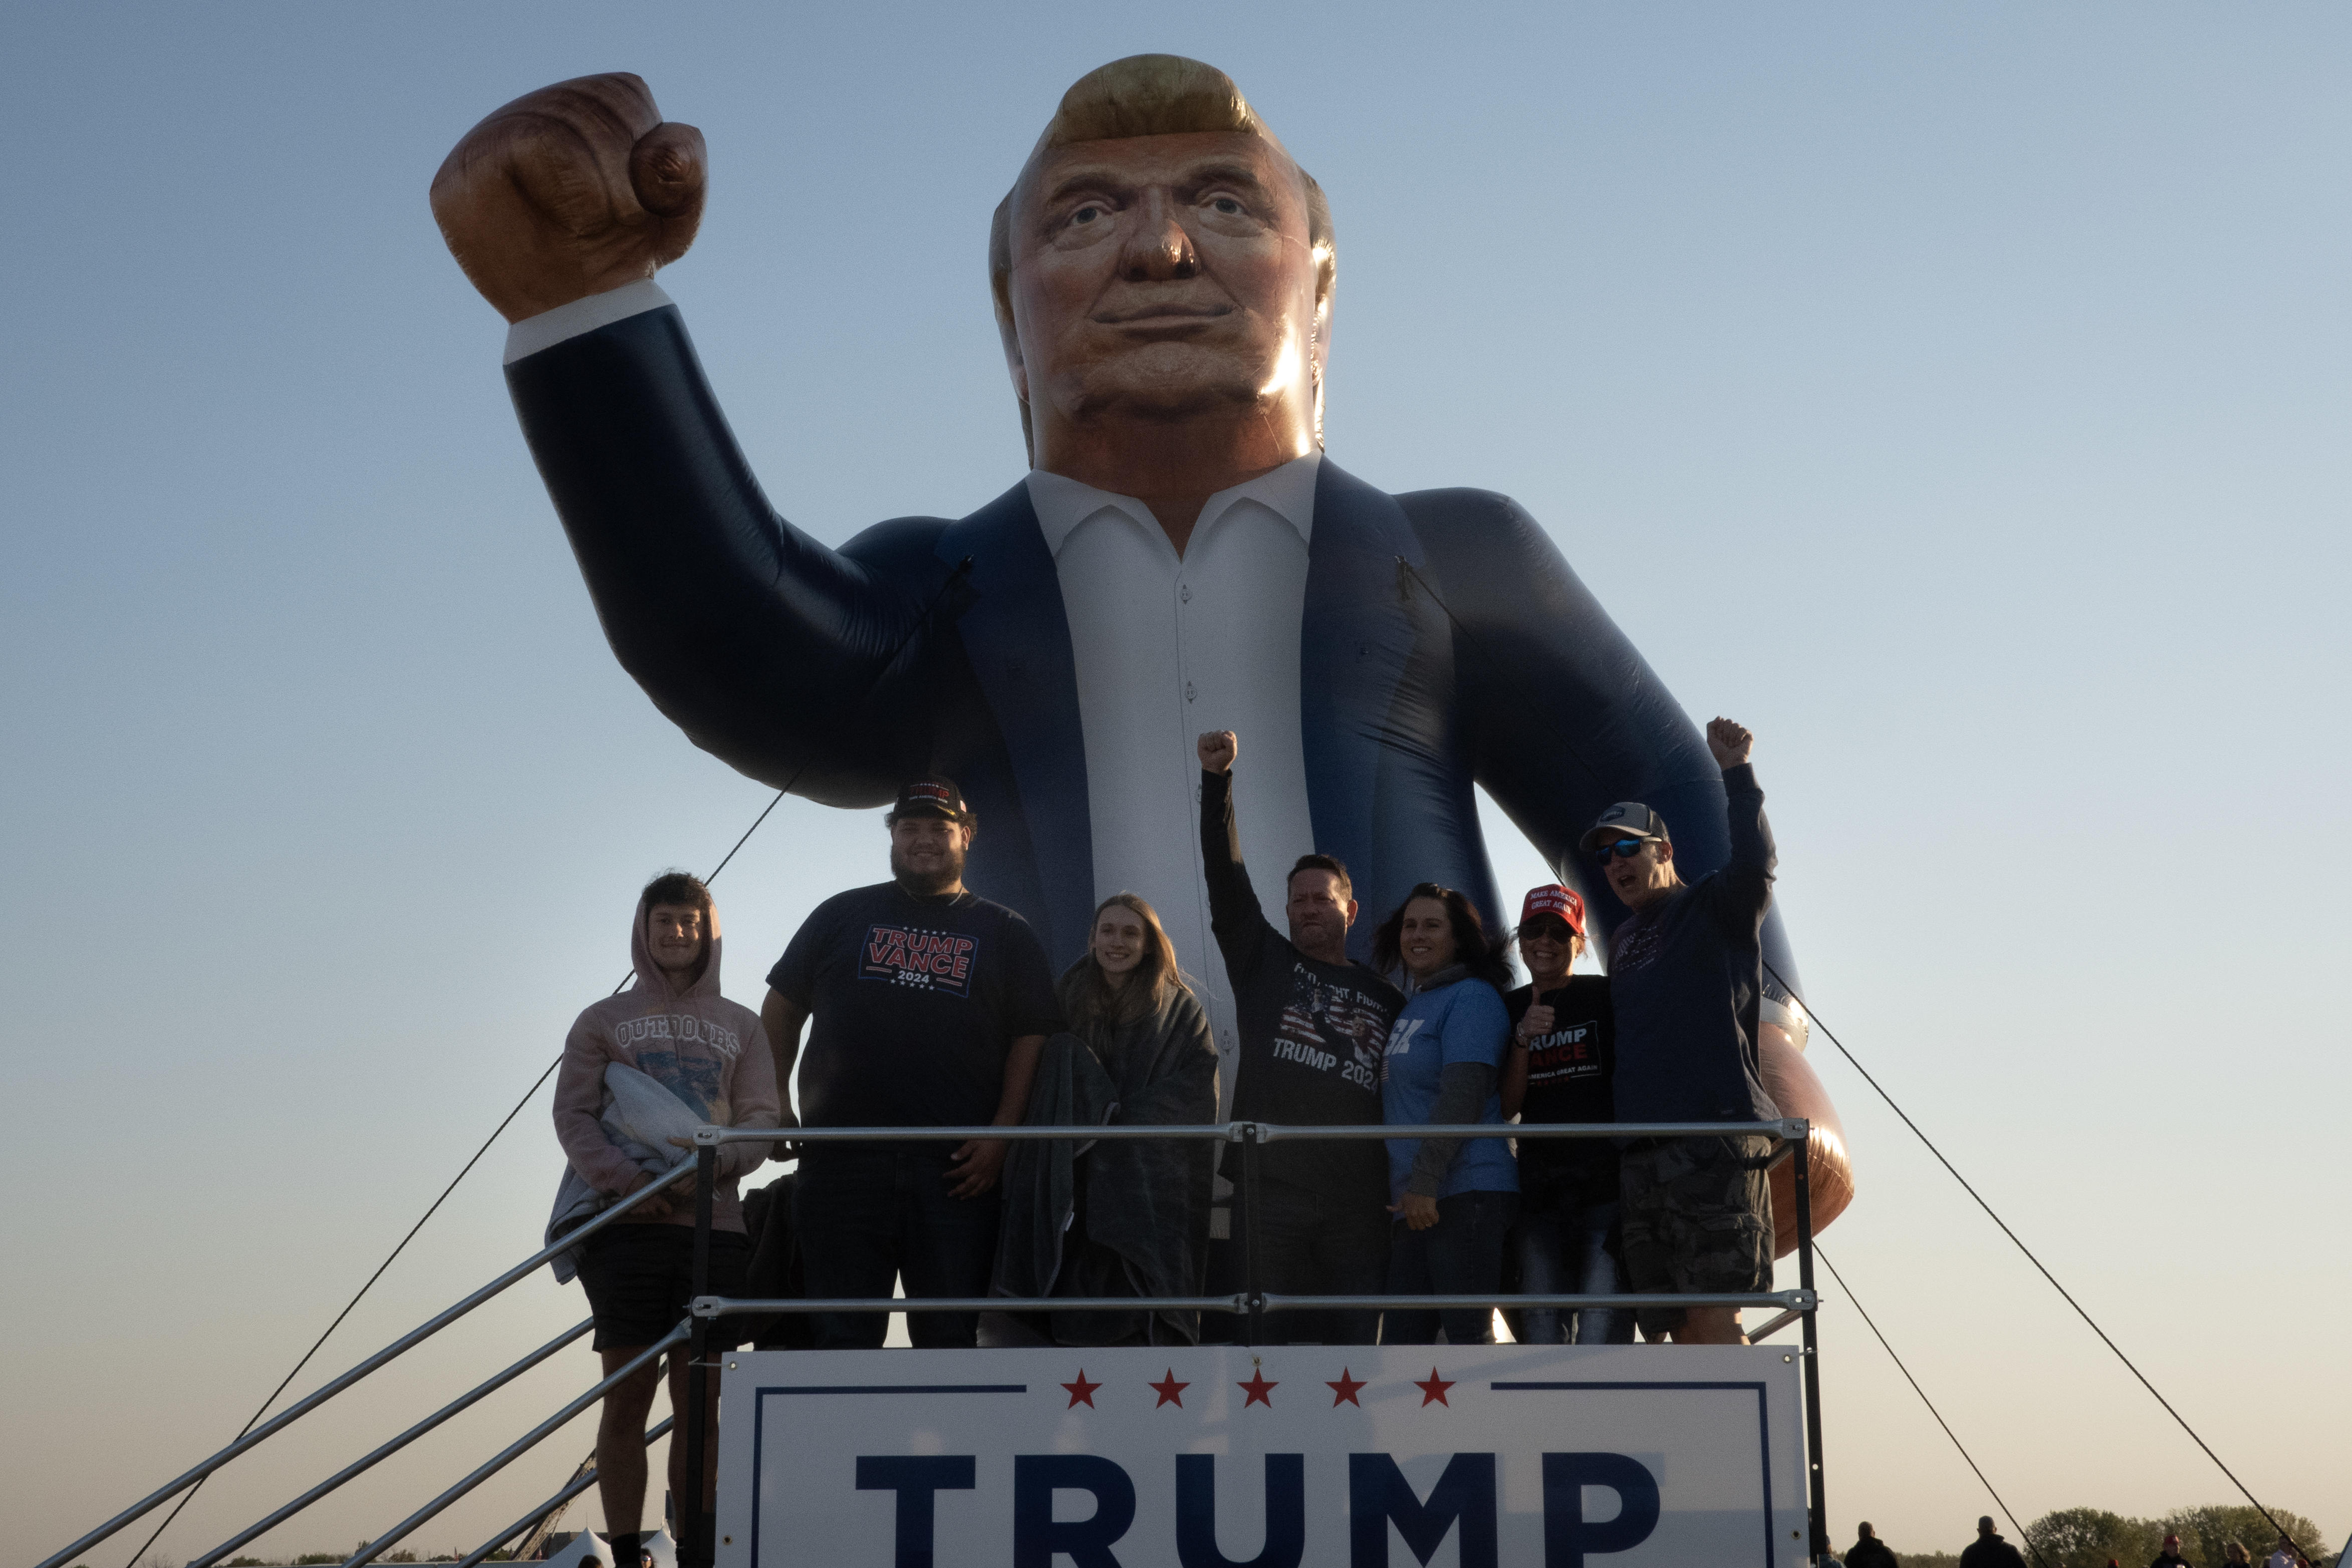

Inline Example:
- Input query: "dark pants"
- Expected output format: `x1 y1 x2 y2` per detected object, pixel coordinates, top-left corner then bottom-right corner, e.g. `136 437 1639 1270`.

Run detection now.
1381 1189 1520 1346
794 1146 1000 1349
1228 1178 1391 1345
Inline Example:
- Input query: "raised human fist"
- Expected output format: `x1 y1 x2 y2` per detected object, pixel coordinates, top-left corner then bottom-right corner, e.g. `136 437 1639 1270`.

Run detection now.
1705 716 1754 770
1197 730 1238 775
430 73 706 323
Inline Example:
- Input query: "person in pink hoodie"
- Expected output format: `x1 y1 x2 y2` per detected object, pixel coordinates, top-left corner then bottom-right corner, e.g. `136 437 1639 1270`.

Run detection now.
554 871 779 1568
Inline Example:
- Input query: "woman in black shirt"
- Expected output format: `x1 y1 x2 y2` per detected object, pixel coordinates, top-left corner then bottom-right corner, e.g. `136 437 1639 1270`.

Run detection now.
1500 884 1633 1345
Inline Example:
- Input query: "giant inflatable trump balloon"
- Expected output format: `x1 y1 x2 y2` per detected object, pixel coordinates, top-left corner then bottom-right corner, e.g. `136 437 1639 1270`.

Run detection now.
430 56 1853 1244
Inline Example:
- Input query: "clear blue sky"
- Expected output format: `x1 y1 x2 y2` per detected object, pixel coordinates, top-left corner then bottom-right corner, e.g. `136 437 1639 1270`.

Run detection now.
5 3 2346 1561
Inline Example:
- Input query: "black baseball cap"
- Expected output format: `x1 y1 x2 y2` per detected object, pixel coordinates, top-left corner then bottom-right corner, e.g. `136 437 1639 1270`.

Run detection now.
1579 801 1670 853
893 775 971 822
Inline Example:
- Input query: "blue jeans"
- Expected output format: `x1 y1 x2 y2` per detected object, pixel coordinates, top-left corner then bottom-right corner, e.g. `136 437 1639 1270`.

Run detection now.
1516 1198 1633 1345
1381 1189 1519 1346
794 1146 1000 1349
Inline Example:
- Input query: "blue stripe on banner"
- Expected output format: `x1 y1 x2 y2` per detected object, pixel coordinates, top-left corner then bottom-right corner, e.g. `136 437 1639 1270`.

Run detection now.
1490 1380 1762 1391
763 1384 1028 1395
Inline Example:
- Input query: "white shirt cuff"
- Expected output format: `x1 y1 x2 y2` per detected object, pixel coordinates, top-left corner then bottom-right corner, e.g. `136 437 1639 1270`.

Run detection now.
501 280 675 366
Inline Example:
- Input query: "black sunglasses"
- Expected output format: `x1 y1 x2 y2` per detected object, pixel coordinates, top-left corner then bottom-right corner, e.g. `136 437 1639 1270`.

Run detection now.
1594 837 1651 862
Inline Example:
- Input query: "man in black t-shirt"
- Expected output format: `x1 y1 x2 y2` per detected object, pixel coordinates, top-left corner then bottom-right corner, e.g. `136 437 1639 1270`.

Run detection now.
1501 883 1631 1346
1197 731 1403 1346
761 776 1060 1348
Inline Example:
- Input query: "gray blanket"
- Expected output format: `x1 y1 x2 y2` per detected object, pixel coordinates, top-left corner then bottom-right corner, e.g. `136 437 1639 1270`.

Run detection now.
544 1061 704 1283
991 973 1219 1345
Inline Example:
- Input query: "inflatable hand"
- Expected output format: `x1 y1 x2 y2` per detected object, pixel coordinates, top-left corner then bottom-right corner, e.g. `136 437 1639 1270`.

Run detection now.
1757 1019 1855 1257
429 73 706 323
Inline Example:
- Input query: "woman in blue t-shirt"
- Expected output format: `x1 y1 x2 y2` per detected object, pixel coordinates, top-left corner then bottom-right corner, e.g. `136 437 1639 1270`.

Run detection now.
1371 882 1519 1345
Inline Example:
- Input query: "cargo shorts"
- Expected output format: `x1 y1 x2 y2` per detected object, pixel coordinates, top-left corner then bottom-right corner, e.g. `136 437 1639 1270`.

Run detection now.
1618 1133 1775 1337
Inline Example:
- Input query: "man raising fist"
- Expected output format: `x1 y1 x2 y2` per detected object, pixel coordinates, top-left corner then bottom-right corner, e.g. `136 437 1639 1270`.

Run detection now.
1578 716 1782 1346
1196 730 1402 1346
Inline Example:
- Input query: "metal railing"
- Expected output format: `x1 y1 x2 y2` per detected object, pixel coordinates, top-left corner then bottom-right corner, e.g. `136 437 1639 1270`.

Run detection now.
39 1116 1833 1568
675 1116 1830 1566
339 1327 691 1568
186 1319 595 1568
32 1161 697 1568
456 1415 672 1568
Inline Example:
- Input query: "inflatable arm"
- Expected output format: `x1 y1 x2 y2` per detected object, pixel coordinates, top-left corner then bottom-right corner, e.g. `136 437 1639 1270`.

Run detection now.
505 308 955 805
1400 488 1853 1246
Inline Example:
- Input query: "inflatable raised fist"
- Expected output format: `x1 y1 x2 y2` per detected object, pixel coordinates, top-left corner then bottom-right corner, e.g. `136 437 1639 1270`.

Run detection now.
430 73 706 323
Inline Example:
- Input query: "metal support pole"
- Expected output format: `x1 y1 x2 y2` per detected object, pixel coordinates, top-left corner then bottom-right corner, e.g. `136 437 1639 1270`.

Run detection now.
458 1417 674 1568
684 1139 717 1568
1793 1121 1828 1566
1239 1123 1264 1347
187 1319 595 1568
339 1326 688 1568
33 1157 696 1568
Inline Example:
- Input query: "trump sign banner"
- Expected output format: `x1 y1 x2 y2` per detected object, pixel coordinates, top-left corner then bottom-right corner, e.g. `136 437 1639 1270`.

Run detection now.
714 1344 1808 1567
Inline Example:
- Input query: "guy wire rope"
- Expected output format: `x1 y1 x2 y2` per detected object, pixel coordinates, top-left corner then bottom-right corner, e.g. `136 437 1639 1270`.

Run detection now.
1772 964 2313 1565
121 558 972 1568
1388 549 2310 1563
1814 1243 2049 1568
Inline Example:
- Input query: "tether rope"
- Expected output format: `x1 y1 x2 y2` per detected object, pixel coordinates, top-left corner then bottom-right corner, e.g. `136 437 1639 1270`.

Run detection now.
1773 965 2309 1563
1814 1243 2049 1568
125 558 970 1566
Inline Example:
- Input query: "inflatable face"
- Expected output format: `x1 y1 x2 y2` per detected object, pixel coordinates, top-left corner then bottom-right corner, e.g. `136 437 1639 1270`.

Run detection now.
432 55 1852 1244
1002 128 1325 498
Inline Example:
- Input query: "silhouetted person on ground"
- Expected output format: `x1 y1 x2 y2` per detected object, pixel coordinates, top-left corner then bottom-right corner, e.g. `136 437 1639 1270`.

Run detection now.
1845 1521 1898 1568
1960 1516 2028 1568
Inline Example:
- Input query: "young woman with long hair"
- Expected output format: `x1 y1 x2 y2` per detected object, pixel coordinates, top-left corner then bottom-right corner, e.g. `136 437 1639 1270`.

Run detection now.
1370 883 1518 1345
989 893 1219 1346
1060 892 1185 1048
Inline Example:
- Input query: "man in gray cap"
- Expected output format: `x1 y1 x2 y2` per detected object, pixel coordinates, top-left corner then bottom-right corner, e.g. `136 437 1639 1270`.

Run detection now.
1580 716 1779 1345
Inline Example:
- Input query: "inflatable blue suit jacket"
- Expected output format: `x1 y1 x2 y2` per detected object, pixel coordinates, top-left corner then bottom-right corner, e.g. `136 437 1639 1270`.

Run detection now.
505 302 1802 1003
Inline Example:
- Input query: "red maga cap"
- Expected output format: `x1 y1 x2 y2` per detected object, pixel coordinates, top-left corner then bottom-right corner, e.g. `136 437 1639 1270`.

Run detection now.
1519 884 1586 936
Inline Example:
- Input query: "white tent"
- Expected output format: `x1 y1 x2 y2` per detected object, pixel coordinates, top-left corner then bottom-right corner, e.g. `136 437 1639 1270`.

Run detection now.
536 1528 675 1568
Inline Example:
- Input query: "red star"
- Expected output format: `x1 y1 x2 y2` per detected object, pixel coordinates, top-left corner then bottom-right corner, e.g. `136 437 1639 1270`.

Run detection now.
1237 1369 1279 1408
1414 1368 1455 1407
1062 1370 1102 1408
1326 1368 1367 1407
1149 1370 1189 1409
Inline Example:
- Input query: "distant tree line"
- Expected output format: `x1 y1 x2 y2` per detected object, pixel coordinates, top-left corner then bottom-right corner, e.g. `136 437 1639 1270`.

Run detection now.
1881 1503 2336 1568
